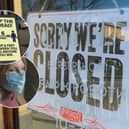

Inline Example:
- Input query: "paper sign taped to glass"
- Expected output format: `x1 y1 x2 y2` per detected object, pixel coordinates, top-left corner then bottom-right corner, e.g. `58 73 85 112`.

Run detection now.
27 8 129 129
0 17 21 62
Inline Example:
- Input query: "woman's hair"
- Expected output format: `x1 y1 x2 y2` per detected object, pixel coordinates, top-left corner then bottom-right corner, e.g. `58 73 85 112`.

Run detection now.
0 88 12 100
21 57 27 71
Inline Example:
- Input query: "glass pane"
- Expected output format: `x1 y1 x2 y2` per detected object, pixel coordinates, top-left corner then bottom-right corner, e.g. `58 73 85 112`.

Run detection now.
22 0 129 19
22 0 45 19
20 1 129 129
19 106 80 129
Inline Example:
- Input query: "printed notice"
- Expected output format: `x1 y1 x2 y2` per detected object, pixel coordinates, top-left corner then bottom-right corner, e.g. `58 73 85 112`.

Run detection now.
27 8 129 129
0 17 21 62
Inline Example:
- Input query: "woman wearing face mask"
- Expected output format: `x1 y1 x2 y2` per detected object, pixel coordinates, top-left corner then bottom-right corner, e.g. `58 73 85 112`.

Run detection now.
0 57 27 108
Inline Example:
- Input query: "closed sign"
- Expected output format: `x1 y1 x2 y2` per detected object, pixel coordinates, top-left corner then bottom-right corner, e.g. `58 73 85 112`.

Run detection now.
27 9 129 129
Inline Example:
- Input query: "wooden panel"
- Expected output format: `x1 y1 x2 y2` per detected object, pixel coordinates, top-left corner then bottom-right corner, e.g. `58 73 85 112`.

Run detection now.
0 0 7 10
0 107 4 129
3 108 19 129
13 0 22 16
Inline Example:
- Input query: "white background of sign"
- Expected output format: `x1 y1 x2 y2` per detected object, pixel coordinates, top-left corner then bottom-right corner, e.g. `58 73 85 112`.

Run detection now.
27 8 129 129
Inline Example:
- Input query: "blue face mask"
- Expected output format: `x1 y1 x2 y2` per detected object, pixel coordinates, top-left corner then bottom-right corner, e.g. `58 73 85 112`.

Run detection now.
4 72 26 93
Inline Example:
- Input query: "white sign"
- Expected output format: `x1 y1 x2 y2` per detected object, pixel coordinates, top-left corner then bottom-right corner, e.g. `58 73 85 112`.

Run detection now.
27 8 129 129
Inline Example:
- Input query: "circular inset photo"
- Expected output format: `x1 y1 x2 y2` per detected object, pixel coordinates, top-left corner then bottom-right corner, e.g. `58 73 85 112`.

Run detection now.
0 10 30 64
0 56 39 108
